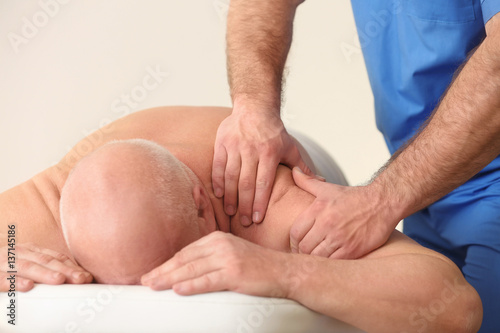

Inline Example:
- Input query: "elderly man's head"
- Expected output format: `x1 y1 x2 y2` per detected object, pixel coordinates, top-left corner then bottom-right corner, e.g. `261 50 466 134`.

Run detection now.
60 139 216 284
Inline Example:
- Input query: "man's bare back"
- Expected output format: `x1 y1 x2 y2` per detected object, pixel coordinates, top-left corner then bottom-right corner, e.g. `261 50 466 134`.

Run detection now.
0 106 314 258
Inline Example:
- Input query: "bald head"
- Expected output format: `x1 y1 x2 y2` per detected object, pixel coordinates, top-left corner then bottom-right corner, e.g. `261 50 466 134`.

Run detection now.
60 139 215 284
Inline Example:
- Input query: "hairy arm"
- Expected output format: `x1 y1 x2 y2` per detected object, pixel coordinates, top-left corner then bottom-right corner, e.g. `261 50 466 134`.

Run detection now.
142 231 482 333
371 13 500 221
212 0 312 226
227 0 303 109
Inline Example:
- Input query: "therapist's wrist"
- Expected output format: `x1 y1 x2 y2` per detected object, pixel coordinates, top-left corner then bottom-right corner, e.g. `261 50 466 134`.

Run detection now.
232 93 281 117
367 176 411 229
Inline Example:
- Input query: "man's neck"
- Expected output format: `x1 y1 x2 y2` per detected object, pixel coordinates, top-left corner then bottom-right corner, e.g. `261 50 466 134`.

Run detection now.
228 165 315 252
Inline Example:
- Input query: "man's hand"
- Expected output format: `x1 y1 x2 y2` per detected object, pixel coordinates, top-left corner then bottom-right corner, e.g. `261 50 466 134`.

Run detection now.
212 107 312 226
0 243 93 292
290 168 399 259
141 231 291 298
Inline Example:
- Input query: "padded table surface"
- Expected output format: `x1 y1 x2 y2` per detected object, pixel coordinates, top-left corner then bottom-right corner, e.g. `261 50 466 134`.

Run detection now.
0 284 365 333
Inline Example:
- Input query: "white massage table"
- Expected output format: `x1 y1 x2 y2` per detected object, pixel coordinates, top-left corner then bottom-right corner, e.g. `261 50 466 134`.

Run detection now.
0 133 364 333
0 284 365 333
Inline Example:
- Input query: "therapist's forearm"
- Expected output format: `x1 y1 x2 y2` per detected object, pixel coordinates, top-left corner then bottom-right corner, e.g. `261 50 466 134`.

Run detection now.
227 0 303 111
372 26 500 220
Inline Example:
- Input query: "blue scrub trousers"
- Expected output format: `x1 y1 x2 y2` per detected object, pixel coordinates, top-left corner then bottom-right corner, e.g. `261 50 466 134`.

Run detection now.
404 184 500 332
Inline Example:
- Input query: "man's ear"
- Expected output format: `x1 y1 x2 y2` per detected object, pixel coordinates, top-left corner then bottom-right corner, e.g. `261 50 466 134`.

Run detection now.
192 184 216 234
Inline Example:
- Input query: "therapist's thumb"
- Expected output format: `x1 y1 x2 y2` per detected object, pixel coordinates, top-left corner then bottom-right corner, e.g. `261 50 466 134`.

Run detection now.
282 145 314 177
292 167 323 195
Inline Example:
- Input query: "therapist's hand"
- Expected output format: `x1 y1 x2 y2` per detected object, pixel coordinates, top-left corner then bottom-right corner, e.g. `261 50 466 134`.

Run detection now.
0 243 93 292
290 168 399 259
141 231 291 298
212 105 312 226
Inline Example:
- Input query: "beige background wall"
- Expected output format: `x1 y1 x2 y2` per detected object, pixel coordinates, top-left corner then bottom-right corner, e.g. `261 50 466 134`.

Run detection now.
0 0 390 193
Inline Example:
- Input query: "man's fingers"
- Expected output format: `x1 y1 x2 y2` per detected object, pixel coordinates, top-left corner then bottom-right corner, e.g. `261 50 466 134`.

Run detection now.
19 248 91 284
15 277 35 292
290 209 316 253
224 154 242 216
173 270 226 295
292 167 324 196
0 273 34 292
145 256 221 291
238 156 258 226
142 241 216 283
38 248 78 267
15 259 66 285
212 144 228 198
252 158 279 223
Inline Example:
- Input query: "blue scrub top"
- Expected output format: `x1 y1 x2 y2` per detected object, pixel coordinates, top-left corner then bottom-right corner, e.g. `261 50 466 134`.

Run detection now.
350 0 500 201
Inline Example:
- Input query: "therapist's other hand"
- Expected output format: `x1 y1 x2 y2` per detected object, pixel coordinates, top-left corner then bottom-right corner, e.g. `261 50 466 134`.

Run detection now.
141 231 290 298
0 243 93 292
290 168 397 259
212 106 312 226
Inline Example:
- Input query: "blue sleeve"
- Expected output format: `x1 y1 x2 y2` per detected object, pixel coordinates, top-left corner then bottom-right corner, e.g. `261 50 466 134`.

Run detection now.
481 0 500 24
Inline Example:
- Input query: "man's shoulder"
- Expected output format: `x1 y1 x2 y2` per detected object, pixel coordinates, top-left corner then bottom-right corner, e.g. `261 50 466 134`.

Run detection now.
264 165 315 228
124 106 231 126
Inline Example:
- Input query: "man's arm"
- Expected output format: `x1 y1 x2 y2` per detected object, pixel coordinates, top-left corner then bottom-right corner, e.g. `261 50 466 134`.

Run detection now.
0 178 93 291
141 231 482 333
289 232 482 333
212 0 313 227
291 12 500 259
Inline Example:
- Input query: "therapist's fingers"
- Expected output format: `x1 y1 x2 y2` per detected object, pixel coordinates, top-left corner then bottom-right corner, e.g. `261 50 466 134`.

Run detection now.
310 239 340 258
329 247 350 260
290 210 316 253
252 156 279 223
281 143 314 177
224 155 242 216
212 145 228 198
292 167 325 196
296 224 327 255
238 156 258 226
